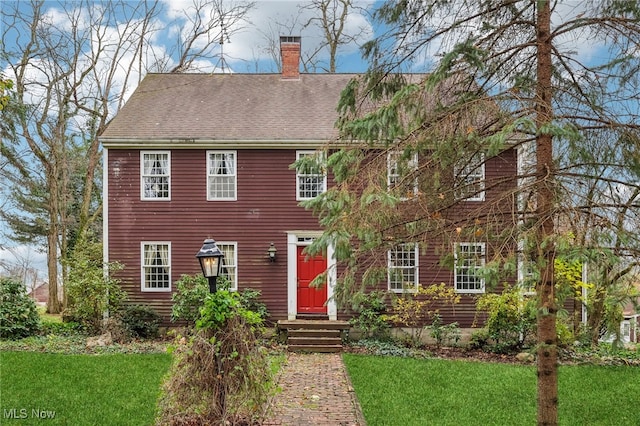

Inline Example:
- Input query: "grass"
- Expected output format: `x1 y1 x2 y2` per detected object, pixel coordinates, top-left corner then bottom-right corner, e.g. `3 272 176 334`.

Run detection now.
37 307 62 323
0 351 172 425
344 354 640 426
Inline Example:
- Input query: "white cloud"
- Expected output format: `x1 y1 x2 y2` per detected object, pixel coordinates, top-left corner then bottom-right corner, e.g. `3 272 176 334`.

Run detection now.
154 0 374 72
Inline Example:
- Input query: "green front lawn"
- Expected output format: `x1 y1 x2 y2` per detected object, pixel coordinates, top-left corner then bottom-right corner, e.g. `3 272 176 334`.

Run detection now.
3 349 639 425
1 352 171 425
344 354 640 426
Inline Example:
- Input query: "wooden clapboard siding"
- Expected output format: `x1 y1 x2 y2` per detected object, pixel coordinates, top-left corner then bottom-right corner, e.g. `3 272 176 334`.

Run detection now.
107 148 322 324
106 145 523 328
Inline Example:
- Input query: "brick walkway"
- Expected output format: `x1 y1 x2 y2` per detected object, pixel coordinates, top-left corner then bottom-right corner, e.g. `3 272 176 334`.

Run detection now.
264 352 366 425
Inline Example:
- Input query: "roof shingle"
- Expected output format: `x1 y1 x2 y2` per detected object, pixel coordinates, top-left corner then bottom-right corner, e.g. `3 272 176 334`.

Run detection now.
100 73 357 142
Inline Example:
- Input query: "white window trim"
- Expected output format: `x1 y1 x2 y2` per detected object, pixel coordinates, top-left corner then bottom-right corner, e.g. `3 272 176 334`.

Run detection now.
140 151 171 201
517 249 537 295
207 150 237 201
456 153 485 202
217 241 238 291
387 151 418 199
296 150 327 201
388 243 419 293
141 241 171 292
454 242 485 293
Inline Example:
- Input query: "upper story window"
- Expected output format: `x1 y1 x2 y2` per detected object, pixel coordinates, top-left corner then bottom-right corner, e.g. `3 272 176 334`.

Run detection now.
217 242 238 291
388 243 419 293
387 151 418 199
141 242 171 291
455 153 485 201
454 242 485 293
141 151 170 200
296 150 326 200
207 151 237 200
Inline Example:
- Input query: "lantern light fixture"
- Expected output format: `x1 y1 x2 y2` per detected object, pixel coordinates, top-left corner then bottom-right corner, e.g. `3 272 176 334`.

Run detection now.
267 242 277 262
196 238 224 292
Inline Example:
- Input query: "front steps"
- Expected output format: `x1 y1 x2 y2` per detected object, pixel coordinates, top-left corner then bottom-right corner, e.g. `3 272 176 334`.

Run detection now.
277 319 350 353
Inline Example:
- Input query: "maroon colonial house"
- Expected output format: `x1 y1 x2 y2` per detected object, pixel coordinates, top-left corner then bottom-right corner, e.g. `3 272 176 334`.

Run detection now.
100 37 520 328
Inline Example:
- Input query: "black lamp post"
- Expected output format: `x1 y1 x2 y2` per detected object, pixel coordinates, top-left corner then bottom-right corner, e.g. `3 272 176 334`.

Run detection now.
196 238 224 293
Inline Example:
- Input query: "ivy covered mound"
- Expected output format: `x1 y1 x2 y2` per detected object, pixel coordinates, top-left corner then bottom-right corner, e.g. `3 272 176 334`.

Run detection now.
156 290 274 426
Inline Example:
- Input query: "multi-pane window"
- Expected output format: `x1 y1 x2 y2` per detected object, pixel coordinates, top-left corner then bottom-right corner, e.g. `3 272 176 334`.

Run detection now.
207 151 237 200
141 242 171 291
388 151 418 199
454 243 485 293
388 243 419 292
141 151 170 200
455 153 485 201
296 151 326 200
518 260 537 295
217 242 237 291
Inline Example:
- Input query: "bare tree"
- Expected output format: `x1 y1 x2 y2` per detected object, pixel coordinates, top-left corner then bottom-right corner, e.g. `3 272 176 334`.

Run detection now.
0 246 41 295
163 0 255 73
300 0 370 72
1 0 255 314
1 0 162 313
257 0 372 73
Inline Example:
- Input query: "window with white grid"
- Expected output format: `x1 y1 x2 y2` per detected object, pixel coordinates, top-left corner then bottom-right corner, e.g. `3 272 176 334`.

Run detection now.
141 242 171 291
518 259 537 295
207 151 237 200
388 243 419 292
455 153 485 201
296 151 326 200
141 151 170 200
454 243 485 293
388 151 418 199
217 242 237 291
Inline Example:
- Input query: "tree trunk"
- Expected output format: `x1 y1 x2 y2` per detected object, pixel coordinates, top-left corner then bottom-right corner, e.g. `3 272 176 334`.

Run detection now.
535 1 558 425
46 229 61 314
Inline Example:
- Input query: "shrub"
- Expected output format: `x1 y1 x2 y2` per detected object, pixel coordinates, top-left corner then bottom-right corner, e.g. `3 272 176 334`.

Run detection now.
475 286 537 353
171 274 233 324
469 328 492 350
385 283 460 347
64 238 126 333
0 277 41 339
172 274 268 325
157 290 273 425
196 290 263 331
119 304 162 339
237 288 269 321
171 274 209 324
349 291 390 339
429 313 461 347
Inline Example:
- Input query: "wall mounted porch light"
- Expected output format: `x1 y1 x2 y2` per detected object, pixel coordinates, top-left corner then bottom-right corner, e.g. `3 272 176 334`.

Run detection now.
196 238 224 293
267 242 277 262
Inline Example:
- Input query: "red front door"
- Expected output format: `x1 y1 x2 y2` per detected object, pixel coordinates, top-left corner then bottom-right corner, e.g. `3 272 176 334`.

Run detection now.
296 246 327 314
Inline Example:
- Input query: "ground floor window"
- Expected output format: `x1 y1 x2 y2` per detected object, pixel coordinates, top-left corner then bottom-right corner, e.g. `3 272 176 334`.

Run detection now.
454 242 485 293
141 242 171 291
217 242 237 290
388 243 419 292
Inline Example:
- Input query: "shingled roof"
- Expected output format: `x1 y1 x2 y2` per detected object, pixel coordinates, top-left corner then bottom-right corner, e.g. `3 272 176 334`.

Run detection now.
100 73 357 147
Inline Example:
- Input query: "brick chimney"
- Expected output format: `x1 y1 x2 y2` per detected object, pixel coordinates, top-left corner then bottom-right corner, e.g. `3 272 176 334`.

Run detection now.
280 36 301 79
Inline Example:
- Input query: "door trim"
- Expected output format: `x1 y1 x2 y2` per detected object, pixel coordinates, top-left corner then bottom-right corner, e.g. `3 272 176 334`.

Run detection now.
286 231 336 320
